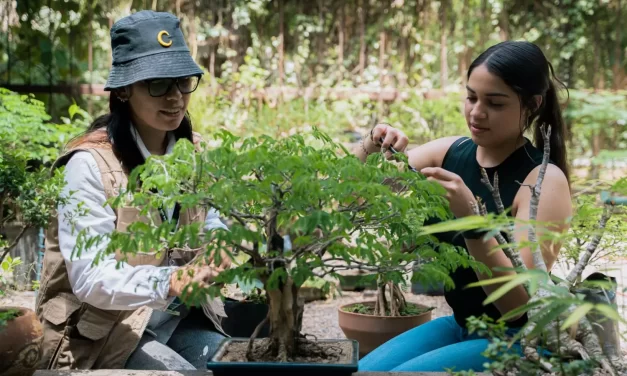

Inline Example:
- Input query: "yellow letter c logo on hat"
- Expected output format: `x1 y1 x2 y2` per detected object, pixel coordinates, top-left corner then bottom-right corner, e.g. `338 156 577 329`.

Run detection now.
157 30 172 47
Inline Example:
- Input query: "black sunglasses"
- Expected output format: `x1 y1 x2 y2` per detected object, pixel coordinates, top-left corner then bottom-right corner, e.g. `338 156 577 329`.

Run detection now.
144 75 201 97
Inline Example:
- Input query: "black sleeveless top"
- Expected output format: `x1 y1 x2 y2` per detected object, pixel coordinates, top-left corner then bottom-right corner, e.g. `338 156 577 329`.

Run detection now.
429 136 546 329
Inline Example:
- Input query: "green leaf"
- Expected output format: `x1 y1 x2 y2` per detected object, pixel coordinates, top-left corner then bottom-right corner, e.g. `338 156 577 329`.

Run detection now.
561 303 594 330
594 304 627 324
465 274 518 288
68 103 78 119
499 299 545 322
483 274 533 305
419 215 493 236
528 302 570 338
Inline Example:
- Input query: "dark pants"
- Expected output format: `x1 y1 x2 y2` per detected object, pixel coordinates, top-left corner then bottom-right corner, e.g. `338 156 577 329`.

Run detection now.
125 307 225 370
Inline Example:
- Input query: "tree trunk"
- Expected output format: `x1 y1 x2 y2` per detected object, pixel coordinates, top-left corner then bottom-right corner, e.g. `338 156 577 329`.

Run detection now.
189 1 197 60
278 0 285 87
358 0 367 80
589 131 604 179
338 2 345 75
439 0 448 88
479 0 488 50
265 276 303 361
498 6 509 40
613 0 623 89
458 0 469 85
378 30 386 115
317 0 325 74
593 20 602 90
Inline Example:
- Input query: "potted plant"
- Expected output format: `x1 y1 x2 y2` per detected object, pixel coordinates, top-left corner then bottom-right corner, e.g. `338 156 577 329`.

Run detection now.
87 128 460 375
336 221 485 356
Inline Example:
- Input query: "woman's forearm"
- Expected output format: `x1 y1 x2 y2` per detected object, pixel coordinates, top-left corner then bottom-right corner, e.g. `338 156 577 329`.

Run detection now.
465 237 530 319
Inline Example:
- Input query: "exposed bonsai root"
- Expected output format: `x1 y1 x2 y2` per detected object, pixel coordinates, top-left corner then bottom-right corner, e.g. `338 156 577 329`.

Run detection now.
391 281 407 312
374 283 387 316
246 312 270 361
277 342 288 362
295 337 343 360
374 279 407 317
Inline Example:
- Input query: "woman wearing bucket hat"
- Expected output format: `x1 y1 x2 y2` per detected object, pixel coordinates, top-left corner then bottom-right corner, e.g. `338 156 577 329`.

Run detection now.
35 10 231 371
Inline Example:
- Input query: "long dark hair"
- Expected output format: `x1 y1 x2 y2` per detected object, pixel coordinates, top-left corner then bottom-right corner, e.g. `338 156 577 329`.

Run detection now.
468 41 570 182
77 93 193 173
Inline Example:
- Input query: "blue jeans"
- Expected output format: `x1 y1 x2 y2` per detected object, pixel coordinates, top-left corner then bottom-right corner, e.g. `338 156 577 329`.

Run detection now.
358 315 520 372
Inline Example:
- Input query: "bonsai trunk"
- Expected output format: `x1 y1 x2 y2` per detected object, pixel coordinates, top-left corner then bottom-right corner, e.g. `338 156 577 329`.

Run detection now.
374 280 406 317
248 274 304 362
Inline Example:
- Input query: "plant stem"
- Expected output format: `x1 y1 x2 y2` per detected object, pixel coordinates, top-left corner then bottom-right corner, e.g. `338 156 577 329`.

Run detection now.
564 205 613 287
0 226 27 264
526 124 551 273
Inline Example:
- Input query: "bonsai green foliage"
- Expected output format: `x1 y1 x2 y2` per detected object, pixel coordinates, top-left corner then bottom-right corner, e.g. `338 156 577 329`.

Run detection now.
342 301 433 317
78 127 489 361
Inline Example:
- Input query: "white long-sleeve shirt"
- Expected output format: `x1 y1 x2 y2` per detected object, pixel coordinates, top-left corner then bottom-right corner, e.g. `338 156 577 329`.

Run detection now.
58 127 226 311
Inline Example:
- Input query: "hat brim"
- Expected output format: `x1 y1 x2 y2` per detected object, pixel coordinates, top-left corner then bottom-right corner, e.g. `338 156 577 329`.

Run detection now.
104 51 204 90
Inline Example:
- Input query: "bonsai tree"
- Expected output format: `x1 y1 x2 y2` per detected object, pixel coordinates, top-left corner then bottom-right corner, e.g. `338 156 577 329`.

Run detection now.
81 128 485 362
445 125 627 375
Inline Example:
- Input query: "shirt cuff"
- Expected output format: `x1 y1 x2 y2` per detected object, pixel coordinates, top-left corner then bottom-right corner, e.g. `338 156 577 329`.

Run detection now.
149 266 177 310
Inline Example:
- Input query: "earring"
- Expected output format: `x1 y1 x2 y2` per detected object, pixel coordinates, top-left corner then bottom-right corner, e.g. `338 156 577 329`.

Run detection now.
118 96 128 103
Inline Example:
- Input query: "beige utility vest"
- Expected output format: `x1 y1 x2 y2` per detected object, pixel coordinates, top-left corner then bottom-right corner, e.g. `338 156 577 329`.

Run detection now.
35 129 222 369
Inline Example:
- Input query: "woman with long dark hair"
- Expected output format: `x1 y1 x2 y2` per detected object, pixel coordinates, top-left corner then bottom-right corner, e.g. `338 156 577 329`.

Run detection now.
356 41 573 372
36 10 229 371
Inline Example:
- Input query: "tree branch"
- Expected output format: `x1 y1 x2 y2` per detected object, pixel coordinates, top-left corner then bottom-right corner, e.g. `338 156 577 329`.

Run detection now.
480 168 515 243
470 200 527 273
525 124 551 273
231 242 264 266
564 204 613 287
0 225 28 264
0 193 6 229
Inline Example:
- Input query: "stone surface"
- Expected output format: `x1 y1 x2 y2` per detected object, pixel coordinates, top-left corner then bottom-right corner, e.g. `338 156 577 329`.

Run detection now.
34 372 485 376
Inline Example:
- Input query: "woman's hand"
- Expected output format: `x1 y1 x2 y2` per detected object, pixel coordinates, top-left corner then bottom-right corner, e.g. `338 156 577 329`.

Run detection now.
421 167 477 218
168 264 222 297
363 123 409 157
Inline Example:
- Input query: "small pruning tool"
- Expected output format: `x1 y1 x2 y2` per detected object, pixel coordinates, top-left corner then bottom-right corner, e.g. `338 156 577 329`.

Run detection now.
369 114 418 173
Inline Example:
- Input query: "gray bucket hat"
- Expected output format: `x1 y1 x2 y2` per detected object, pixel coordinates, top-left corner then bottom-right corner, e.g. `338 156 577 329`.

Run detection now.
104 10 203 90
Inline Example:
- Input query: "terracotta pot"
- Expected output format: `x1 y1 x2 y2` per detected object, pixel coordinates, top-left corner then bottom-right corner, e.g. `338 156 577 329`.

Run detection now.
0 306 44 376
338 301 432 357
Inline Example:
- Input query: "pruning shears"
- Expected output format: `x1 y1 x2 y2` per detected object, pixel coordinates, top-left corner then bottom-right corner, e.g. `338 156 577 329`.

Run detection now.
370 115 418 173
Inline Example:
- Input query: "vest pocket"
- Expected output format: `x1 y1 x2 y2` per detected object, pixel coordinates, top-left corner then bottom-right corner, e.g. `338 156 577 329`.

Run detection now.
114 206 165 267
46 304 119 369
76 307 118 341
41 293 82 326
